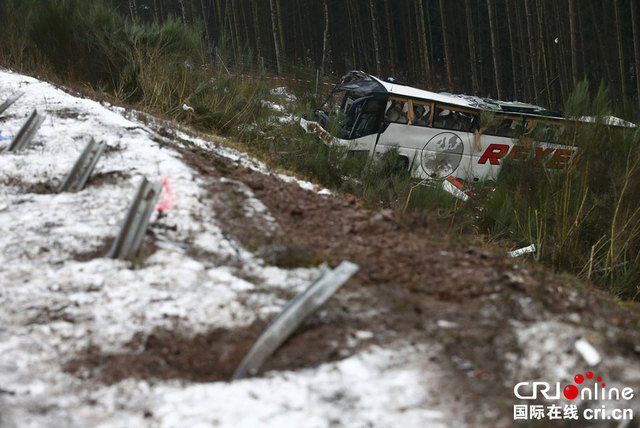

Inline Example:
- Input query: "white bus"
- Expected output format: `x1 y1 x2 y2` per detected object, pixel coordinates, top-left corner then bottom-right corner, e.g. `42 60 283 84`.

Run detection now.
300 70 579 183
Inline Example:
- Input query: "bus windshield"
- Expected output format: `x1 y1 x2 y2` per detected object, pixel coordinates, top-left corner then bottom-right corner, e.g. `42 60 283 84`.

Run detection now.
317 89 385 139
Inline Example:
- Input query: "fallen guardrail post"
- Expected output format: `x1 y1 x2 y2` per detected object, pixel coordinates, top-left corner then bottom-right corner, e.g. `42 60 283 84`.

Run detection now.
107 177 163 261
0 91 24 116
4 109 46 153
232 261 360 380
58 138 106 192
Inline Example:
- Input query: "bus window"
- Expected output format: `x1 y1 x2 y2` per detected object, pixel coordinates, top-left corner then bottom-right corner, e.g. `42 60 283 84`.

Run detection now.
485 117 523 138
452 112 474 131
349 97 385 139
433 107 452 129
411 101 431 127
385 100 408 123
529 122 563 143
384 98 432 127
433 106 475 132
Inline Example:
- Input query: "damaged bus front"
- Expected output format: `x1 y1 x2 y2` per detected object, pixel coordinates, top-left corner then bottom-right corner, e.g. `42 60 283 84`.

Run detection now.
301 71 583 182
301 71 388 152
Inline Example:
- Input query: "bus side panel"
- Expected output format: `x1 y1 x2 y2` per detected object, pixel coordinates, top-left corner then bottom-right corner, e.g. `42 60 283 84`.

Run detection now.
459 136 579 181
454 135 512 181
376 124 478 179
375 126 578 181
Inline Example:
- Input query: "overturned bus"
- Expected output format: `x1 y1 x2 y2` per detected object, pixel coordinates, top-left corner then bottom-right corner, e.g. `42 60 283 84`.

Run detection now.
301 71 585 182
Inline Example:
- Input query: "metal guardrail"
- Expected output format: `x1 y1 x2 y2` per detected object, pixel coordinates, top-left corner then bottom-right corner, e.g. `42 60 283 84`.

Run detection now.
0 91 24 116
107 177 163 261
4 109 46 153
232 261 360 380
58 138 106 193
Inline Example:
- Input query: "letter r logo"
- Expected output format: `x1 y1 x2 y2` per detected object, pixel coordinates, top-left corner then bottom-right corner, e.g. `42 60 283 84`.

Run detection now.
478 143 510 165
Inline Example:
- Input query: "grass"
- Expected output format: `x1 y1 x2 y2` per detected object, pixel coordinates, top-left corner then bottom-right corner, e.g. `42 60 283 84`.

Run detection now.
481 82 640 299
0 0 269 137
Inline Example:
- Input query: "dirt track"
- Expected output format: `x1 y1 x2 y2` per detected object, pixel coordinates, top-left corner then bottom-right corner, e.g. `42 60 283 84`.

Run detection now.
168 143 640 425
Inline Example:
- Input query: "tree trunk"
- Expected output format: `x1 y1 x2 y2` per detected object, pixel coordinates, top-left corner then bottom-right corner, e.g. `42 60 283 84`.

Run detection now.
353 1 369 72
465 0 479 94
296 0 306 61
525 0 539 103
486 0 502 99
425 1 434 79
578 4 587 83
631 0 640 102
438 0 453 91
269 0 282 74
178 0 187 23
537 1 552 107
189 0 196 23
240 0 251 51
614 0 627 100
505 0 517 99
276 0 285 61
552 0 568 103
128 0 138 21
252 0 261 61
346 1 357 69
216 0 225 37
231 0 242 59
384 0 395 76
200 0 210 48
369 0 382 76
416 0 432 85
152 0 160 23
515 3 531 101
568 0 579 88
224 1 234 55
321 0 330 75
587 1 615 99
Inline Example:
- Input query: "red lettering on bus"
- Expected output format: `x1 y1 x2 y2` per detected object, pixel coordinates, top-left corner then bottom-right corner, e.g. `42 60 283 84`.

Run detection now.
546 149 574 169
478 144 510 165
506 145 529 161
534 147 554 161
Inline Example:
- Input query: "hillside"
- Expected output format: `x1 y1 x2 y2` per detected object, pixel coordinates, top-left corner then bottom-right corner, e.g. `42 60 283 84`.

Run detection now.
0 69 639 427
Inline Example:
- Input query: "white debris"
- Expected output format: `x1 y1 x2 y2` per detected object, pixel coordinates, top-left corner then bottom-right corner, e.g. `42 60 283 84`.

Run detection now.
507 244 536 258
354 330 375 340
441 179 469 201
436 320 458 329
574 338 602 366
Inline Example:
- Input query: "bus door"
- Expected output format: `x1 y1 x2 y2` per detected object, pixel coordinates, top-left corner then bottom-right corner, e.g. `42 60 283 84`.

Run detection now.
344 95 386 152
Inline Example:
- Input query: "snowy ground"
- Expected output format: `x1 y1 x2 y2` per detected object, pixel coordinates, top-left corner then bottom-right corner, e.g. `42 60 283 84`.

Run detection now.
0 70 459 427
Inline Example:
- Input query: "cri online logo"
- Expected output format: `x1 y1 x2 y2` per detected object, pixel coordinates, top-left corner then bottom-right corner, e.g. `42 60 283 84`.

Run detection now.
564 371 603 400
514 372 634 401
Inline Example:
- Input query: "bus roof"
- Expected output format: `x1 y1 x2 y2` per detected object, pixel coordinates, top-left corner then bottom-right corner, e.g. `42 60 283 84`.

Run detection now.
336 71 560 118
370 75 476 109
334 71 636 127
369 75 563 118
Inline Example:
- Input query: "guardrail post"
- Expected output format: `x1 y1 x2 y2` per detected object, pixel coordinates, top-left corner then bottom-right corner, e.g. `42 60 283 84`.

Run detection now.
0 91 24 116
107 177 163 261
58 138 106 192
4 109 46 153
232 261 360 380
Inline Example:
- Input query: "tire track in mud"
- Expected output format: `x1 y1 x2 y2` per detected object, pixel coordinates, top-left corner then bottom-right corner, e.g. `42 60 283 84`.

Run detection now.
191 148 640 423
168 146 557 424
